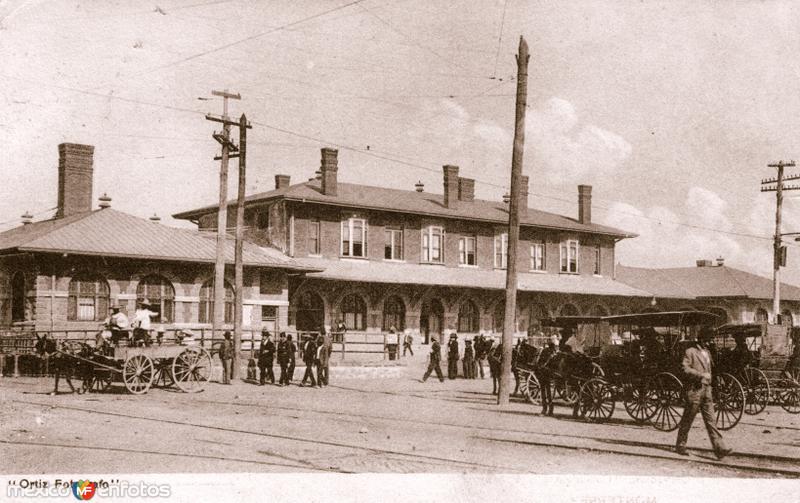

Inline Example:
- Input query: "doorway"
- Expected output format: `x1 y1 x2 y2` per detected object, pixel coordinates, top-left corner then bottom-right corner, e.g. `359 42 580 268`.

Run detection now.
420 298 443 344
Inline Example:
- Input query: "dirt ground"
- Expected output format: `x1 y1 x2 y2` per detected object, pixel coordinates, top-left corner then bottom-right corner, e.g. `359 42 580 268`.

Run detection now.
1 361 799 477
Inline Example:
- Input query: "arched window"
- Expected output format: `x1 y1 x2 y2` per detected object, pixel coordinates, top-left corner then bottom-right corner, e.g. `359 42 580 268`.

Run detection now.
382 295 405 331
782 309 794 327
590 305 608 316
527 303 549 332
755 308 769 324
493 302 505 333
296 291 325 332
11 272 25 322
136 275 175 323
341 294 367 331
560 303 580 316
458 300 480 333
199 280 234 324
68 275 110 321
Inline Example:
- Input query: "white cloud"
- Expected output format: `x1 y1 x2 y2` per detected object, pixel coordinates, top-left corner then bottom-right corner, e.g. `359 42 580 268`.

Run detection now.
526 97 631 185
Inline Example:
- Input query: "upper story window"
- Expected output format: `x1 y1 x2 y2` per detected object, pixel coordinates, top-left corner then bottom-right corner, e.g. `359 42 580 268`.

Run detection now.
422 226 444 263
494 232 508 269
68 276 110 321
308 219 321 255
593 245 601 275
256 208 270 230
385 228 404 260
341 217 367 258
458 235 476 266
530 242 545 271
560 239 579 274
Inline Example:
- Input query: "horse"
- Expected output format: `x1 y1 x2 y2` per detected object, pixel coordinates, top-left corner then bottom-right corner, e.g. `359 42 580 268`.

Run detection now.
536 344 599 416
34 335 93 395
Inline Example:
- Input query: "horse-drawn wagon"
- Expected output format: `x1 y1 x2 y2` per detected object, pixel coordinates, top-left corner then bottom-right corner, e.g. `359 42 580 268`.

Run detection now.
518 311 746 431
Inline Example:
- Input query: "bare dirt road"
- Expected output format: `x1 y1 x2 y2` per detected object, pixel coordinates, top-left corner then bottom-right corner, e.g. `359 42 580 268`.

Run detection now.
1 366 799 477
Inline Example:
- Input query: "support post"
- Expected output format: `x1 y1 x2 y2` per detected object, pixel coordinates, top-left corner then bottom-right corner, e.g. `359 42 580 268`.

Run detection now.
498 36 529 406
233 113 247 379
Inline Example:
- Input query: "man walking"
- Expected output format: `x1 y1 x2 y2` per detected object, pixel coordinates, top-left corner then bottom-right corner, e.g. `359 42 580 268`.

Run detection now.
286 334 297 384
675 326 731 459
316 334 329 387
463 339 475 379
258 330 276 385
219 331 233 385
422 338 445 382
403 330 414 356
300 336 317 387
276 332 291 386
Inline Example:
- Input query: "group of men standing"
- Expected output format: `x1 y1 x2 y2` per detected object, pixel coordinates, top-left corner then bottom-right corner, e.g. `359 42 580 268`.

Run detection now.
252 330 332 388
422 333 503 383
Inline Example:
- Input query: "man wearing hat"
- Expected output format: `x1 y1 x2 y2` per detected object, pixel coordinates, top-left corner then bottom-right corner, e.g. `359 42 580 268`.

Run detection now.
447 333 460 379
219 331 233 385
258 330 276 385
132 302 158 347
675 326 731 459
422 337 445 383
105 305 129 347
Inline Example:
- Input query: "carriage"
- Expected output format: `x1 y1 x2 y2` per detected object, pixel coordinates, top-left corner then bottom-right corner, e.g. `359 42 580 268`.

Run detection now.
714 323 800 415
52 335 213 395
518 311 746 432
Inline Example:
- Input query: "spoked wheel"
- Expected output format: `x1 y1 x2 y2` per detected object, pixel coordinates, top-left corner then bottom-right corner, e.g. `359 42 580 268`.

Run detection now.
714 372 744 430
153 359 175 388
577 377 615 422
741 367 770 415
123 354 154 394
623 378 657 424
561 378 579 405
172 347 212 393
522 371 541 405
778 368 800 414
647 372 684 432
84 369 113 393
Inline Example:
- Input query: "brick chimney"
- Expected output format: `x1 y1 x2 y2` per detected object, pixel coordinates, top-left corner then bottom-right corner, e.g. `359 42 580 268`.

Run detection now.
57 143 94 218
320 148 338 196
519 175 529 212
458 177 475 202
578 184 592 224
443 165 459 208
275 174 291 190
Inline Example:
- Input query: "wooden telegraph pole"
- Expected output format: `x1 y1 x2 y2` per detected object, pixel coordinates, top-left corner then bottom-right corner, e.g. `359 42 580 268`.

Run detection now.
498 36 529 406
761 161 799 323
206 90 251 379
234 113 248 379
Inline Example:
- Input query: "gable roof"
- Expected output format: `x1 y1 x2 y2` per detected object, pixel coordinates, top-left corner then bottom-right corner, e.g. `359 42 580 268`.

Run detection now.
0 209 313 271
173 180 635 238
615 264 800 301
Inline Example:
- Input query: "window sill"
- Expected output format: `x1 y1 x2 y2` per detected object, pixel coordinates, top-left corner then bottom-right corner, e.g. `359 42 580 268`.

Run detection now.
559 271 580 276
419 261 445 266
593 274 603 278
307 254 323 258
528 269 547 274
339 256 369 261
383 258 406 263
458 264 479 268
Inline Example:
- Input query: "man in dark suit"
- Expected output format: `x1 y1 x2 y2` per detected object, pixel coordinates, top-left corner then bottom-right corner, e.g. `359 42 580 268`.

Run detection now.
300 336 317 387
422 338 445 382
286 334 297 384
447 333 460 379
675 326 731 459
219 331 233 385
258 330 276 385
276 332 291 386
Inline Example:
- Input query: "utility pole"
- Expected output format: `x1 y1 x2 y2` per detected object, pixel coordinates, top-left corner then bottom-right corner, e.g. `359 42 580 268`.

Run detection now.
233 113 247 379
206 89 240 376
498 36 529 406
761 160 799 324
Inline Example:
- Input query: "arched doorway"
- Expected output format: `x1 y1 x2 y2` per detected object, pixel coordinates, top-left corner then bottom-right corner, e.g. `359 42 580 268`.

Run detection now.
755 307 769 324
560 303 580 316
420 298 443 344
458 299 480 333
340 293 367 331
590 305 608 316
527 303 549 334
382 295 405 331
11 272 25 322
493 301 505 333
296 291 324 332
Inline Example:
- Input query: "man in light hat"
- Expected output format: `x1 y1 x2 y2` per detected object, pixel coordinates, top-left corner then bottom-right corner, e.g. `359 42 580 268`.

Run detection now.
105 305 129 348
132 302 158 347
447 333 460 379
675 326 731 459
219 331 234 384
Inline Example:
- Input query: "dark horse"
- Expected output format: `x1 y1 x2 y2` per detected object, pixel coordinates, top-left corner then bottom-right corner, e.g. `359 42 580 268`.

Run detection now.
536 342 599 416
34 335 92 395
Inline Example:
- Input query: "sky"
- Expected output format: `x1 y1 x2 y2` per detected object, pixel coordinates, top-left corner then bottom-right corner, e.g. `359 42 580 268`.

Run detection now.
2 0 800 283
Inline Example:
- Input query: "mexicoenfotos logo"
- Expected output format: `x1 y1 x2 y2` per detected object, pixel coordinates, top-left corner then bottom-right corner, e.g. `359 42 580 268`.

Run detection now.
71 480 97 500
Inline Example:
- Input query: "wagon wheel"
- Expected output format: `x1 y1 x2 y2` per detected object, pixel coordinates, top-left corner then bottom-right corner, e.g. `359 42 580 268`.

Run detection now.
623 378 657 424
560 378 579 405
523 371 541 405
741 367 770 415
123 354 154 394
172 347 212 393
713 372 744 430
85 369 113 393
577 377 615 422
647 372 684 432
153 358 175 388
778 368 800 414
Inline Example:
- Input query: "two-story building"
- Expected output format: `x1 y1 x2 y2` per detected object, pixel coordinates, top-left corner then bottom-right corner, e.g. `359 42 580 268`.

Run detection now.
174 148 653 344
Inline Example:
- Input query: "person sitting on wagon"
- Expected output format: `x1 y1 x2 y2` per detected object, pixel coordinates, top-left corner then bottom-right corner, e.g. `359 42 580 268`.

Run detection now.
132 302 158 347
104 306 129 348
